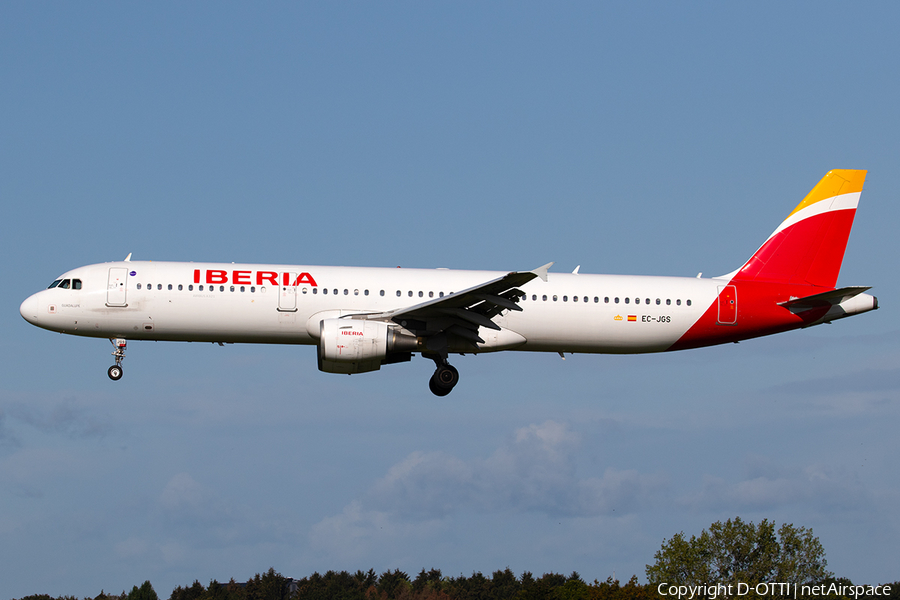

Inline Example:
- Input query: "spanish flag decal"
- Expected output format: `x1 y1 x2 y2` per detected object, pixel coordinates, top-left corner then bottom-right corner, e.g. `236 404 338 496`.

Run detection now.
627 315 637 322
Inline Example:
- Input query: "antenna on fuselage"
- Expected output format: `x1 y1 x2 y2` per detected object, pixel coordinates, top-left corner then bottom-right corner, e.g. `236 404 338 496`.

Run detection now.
124 253 132 262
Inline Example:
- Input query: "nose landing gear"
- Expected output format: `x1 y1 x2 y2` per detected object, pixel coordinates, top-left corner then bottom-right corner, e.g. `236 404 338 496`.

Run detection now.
428 361 459 397
108 338 126 380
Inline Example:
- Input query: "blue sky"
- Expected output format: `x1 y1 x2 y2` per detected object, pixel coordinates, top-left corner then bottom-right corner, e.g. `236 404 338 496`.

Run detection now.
2 2 899 597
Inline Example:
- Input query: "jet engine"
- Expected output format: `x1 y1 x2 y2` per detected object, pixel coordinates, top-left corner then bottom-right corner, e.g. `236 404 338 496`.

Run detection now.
317 318 420 374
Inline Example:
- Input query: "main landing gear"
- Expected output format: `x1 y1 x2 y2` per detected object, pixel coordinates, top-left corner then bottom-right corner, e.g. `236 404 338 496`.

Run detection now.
108 338 126 380
428 357 459 397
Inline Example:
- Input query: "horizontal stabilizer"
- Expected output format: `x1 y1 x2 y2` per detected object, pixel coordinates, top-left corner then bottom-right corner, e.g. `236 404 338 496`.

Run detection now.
778 286 871 312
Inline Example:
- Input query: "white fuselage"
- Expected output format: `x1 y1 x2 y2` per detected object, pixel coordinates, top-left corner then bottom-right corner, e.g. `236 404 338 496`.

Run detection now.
21 261 717 354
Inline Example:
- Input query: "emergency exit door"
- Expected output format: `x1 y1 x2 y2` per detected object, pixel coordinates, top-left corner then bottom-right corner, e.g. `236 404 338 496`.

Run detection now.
278 272 298 312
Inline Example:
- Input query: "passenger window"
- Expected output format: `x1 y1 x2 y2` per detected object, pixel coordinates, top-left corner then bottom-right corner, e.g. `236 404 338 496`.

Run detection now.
676 299 681 306
396 290 401 297
323 288 328 295
686 299 692 306
168 284 173 290
251 287 256 293
333 289 338 295
188 285 193 291
604 297 609 303
240 286 245 292
656 298 660 305
199 285 204 291
354 289 359 296
532 295 537 301
625 297 630 304
379 290 384 296
645 298 650 304
137 283 142 290
542 295 548 301
573 296 578 302
178 284 183 291
418 291 423 297
439 292 444 297
615 297 619 303
343 289 348 295
584 296 588 303
429 291 434 298
312 288 317 294
553 295 558 302
563 296 568 302
302 287 308 294
408 291 413 297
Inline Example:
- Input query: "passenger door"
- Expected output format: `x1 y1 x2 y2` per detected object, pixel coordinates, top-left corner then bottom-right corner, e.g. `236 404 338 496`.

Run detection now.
106 267 128 307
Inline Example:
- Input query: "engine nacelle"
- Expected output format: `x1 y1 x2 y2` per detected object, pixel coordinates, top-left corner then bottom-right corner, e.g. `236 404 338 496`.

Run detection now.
317 318 420 374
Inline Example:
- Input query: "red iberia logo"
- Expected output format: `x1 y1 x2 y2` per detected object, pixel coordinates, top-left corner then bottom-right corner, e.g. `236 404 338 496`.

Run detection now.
194 269 317 287
627 315 637 322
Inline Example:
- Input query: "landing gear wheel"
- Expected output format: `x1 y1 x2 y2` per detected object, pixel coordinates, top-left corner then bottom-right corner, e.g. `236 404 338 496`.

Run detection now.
429 376 452 397
429 364 459 396
108 338 127 382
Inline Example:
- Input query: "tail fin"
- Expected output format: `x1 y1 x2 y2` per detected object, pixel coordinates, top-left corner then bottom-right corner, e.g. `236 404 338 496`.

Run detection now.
730 169 866 288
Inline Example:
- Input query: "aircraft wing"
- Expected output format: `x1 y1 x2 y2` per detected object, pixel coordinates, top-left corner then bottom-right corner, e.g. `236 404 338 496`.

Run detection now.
355 262 552 347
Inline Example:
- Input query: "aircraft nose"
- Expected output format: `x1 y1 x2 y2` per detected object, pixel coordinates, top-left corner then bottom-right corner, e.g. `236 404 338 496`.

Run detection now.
20 294 39 325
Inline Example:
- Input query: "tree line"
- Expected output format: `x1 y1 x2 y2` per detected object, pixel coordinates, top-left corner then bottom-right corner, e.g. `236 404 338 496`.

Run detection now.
13 519 900 600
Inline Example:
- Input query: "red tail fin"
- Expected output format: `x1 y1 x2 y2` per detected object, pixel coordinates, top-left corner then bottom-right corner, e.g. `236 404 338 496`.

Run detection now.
731 169 866 288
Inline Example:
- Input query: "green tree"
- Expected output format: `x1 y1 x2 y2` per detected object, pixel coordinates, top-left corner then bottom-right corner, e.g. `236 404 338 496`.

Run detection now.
126 581 159 600
169 580 205 600
376 569 410 599
646 518 832 590
244 568 289 600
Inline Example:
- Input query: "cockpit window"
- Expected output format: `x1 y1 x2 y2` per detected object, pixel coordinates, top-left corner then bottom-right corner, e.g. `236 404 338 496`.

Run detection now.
58 279 71 289
48 279 62 289
73 279 82 290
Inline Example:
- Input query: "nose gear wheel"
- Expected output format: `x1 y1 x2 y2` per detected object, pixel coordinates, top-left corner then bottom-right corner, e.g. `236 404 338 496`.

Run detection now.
108 338 127 381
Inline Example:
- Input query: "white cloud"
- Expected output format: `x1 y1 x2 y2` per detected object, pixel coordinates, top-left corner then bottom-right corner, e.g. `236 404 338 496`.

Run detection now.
160 472 207 512
308 500 446 562
680 462 868 513
310 420 668 562
114 536 149 559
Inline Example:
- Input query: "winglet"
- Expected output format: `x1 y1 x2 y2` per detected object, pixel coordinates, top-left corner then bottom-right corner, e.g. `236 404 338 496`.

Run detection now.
124 253 132 262
532 262 553 282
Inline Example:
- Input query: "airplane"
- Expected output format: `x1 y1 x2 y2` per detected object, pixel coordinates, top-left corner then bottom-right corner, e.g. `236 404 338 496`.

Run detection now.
20 169 877 396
